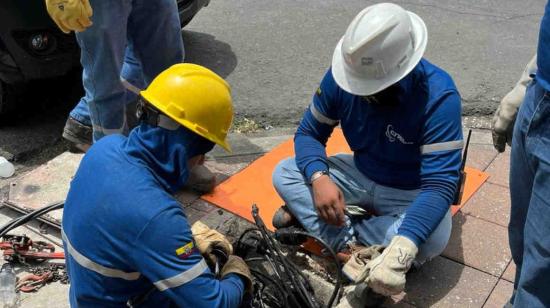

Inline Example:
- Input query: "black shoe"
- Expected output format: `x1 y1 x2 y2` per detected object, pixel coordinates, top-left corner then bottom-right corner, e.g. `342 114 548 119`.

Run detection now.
272 205 301 229
62 117 92 153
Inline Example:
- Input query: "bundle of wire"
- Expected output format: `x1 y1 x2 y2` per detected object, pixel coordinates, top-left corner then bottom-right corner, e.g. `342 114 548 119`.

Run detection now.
0 201 64 238
235 204 343 308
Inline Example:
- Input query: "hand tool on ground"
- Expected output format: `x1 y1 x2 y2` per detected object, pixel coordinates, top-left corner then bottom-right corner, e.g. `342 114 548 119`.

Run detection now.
0 235 64 263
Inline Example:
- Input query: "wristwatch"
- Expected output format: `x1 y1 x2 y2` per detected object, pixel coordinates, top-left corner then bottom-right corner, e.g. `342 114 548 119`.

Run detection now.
309 170 329 184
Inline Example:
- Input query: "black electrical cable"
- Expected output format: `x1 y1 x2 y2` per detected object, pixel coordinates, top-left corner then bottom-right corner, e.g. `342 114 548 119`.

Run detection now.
0 201 64 238
293 231 343 308
252 205 318 308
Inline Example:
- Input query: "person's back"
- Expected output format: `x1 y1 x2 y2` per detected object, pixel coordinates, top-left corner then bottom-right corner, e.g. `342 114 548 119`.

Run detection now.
62 63 249 307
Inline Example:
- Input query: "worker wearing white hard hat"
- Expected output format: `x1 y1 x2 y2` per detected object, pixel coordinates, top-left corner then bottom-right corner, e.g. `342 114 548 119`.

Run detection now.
272 2 463 299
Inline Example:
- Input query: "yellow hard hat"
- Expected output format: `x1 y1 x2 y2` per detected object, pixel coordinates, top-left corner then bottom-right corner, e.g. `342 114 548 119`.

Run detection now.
140 63 233 152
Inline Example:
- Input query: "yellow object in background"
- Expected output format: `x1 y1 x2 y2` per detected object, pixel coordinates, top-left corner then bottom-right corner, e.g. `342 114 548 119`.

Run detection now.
45 0 93 33
141 64 234 152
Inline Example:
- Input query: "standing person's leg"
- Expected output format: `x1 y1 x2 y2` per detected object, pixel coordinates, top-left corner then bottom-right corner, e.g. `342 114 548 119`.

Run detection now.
512 81 550 307
508 81 537 306
127 0 184 85
73 0 133 142
273 154 375 252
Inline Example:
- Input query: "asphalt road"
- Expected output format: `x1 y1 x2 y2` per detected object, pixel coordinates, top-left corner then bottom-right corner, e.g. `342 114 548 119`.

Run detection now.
0 0 546 162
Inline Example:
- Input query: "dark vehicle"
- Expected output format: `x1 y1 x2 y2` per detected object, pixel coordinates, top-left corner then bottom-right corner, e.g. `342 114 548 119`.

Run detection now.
0 0 209 115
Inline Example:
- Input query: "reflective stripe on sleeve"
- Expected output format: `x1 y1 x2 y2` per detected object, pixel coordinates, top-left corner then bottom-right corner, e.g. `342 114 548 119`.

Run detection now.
309 104 339 126
61 229 141 280
153 259 209 291
420 140 464 154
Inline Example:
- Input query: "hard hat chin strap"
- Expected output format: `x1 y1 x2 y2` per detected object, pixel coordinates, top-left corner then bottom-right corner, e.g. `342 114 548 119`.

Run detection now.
136 97 180 131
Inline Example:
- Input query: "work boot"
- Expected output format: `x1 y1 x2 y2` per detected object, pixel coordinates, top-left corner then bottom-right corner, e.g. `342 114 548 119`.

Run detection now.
62 117 92 153
272 205 300 229
186 164 217 194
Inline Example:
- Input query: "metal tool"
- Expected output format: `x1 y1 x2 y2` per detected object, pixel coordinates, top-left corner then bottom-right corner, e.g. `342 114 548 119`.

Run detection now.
0 234 65 263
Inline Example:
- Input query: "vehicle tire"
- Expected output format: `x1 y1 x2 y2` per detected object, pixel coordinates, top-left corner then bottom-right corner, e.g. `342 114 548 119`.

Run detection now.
180 14 196 28
0 81 17 116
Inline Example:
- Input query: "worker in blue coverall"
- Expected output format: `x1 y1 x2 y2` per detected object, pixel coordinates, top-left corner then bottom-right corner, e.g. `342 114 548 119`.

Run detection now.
62 64 252 307
45 0 184 149
492 1 550 306
272 3 463 297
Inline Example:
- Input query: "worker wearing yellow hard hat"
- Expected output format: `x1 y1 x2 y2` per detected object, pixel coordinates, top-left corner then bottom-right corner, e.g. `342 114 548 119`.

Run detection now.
62 63 252 307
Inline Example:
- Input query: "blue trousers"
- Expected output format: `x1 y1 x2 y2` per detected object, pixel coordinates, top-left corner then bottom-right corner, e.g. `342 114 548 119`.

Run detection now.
70 0 184 141
509 79 550 307
272 155 452 264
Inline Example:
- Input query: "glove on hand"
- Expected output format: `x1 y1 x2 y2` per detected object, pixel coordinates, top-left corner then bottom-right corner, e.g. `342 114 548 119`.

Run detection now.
365 236 418 296
342 245 385 283
492 55 537 152
191 221 233 266
221 255 253 293
45 0 93 33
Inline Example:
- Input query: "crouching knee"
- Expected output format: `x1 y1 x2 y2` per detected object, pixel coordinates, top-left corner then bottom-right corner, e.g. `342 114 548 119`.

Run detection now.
415 210 452 265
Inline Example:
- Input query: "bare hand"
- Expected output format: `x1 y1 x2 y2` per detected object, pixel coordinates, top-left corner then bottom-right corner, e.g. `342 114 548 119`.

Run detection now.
312 175 346 226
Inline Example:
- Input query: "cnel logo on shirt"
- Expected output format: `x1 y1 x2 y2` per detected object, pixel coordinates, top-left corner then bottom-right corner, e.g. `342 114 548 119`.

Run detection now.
386 125 413 145
175 242 196 259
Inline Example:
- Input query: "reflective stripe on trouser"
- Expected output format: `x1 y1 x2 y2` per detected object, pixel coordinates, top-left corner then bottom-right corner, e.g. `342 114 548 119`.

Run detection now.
70 0 184 142
508 79 550 307
272 154 452 264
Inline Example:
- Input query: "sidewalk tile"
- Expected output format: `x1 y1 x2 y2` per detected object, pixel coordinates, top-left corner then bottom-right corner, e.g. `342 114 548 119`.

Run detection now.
182 205 208 224
502 261 516 283
176 189 201 206
405 256 497 307
442 212 511 276
485 153 510 187
466 144 498 171
205 155 258 182
483 280 513 308
460 183 511 227
467 130 493 146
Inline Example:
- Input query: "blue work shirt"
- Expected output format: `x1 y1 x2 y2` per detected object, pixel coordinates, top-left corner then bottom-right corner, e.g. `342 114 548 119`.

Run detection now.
295 59 463 245
537 0 550 90
62 123 245 307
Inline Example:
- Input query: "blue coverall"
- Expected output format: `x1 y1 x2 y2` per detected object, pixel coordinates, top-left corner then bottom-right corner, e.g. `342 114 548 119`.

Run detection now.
62 124 245 307
273 59 463 263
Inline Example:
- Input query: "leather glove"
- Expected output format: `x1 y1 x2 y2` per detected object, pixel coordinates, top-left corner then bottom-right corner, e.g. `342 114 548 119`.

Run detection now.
365 236 418 296
45 0 93 34
221 255 253 293
342 245 385 283
492 55 537 152
191 221 233 266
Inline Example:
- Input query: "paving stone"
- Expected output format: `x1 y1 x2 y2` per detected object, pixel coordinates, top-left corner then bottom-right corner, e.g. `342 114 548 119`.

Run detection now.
182 203 209 224
175 188 201 206
442 212 511 276
483 279 514 308
405 256 498 307
502 261 516 283
465 144 498 172
188 198 218 214
204 156 256 182
460 183 511 227
485 153 510 187
466 129 493 146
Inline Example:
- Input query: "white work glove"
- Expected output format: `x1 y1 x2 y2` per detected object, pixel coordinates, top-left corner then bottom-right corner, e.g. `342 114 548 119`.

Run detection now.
492 55 537 152
365 236 418 296
45 0 93 34
191 221 233 266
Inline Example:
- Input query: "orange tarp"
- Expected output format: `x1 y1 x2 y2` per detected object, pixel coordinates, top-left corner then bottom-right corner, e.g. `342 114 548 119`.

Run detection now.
202 129 489 230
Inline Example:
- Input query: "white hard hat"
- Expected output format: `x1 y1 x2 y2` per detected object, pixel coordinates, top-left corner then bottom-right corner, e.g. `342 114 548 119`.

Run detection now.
331 3 428 96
